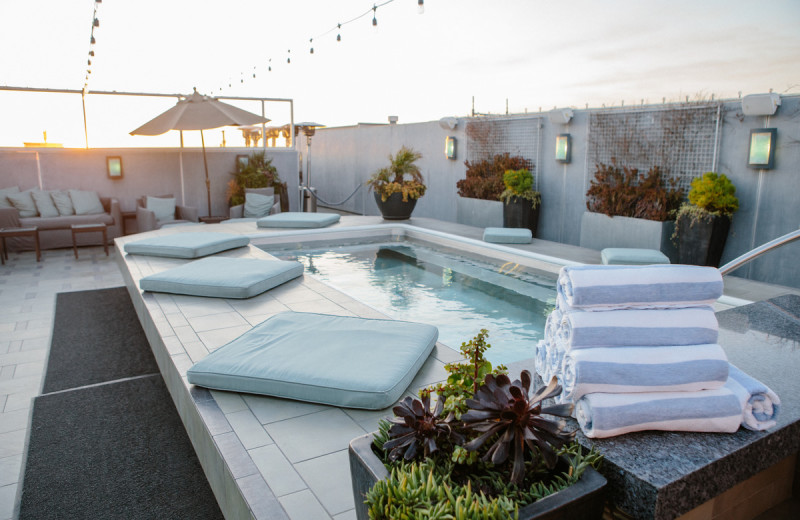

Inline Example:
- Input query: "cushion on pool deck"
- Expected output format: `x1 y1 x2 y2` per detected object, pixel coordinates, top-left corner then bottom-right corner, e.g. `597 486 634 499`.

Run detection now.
601 248 670 265
186 312 438 409
124 232 250 258
483 227 532 244
139 257 303 298
256 212 340 229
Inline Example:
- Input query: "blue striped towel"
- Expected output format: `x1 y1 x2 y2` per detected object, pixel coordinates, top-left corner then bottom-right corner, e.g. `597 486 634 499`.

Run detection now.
558 264 723 310
562 344 729 400
558 306 719 349
727 364 781 431
535 340 549 379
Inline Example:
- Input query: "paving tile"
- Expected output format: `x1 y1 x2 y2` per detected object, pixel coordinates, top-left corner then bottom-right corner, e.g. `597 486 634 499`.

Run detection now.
237 473 289 520
294 449 355 515
2 390 35 413
228 297 288 317
183 340 210 363
11 361 43 380
0 368 12 382
333 509 357 520
213 431 259 480
0 482 18 520
286 299 347 314
265 408 365 463
249 444 306 497
278 489 330 520
0 455 22 487
227 409 273 450
0 410 28 435
0 430 25 458
198 325 252 351
210 390 249 414
188 311 249 332
244 394 327 425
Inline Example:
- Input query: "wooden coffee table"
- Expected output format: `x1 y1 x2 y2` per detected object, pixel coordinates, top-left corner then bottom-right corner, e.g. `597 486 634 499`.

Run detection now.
71 223 108 259
0 226 41 265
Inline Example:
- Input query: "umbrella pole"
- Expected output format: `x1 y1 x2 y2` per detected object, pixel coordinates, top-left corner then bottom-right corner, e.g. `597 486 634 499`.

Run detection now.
200 129 211 216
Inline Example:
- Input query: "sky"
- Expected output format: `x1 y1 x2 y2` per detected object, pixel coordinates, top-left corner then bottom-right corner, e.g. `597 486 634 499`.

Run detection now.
1 0 798 148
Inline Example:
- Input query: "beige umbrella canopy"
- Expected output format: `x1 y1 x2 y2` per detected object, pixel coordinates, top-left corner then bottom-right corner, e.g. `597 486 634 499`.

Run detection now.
131 90 270 216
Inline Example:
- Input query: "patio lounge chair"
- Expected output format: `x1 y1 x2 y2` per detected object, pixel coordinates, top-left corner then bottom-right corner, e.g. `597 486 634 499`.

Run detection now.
136 194 198 232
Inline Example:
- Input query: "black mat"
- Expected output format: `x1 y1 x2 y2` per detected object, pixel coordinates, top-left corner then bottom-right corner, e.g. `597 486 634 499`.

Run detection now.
43 287 160 393
21 287 223 519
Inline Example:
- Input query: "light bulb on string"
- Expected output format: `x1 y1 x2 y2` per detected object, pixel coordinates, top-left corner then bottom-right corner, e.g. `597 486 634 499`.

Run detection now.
418 0 424 14
253 66 256 78
372 5 377 29
268 59 272 72
309 38 314 54
93 18 99 27
90 35 96 45
287 49 291 64
337 23 341 42
89 50 94 56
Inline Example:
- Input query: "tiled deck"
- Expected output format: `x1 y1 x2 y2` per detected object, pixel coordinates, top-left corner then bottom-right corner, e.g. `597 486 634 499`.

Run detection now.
2 216 799 519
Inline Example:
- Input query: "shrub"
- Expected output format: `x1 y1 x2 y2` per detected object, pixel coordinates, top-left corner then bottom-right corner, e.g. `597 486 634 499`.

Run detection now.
687 172 739 216
499 168 541 209
367 146 427 202
226 152 282 207
457 154 532 201
585 161 683 221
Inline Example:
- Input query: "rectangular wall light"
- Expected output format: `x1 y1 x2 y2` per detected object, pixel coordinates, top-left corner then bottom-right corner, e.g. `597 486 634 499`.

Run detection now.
445 136 457 160
555 134 571 163
748 128 777 169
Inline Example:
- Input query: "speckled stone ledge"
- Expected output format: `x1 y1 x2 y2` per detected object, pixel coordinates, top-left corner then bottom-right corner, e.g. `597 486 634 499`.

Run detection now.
561 295 800 520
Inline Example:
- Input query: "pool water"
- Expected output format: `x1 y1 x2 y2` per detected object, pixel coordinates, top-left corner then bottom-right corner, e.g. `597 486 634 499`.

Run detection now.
274 242 557 365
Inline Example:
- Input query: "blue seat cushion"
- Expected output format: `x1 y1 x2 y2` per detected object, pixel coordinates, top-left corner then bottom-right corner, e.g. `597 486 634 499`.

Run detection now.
187 312 438 409
483 227 532 244
139 257 303 298
601 248 670 265
257 212 340 229
124 232 249 258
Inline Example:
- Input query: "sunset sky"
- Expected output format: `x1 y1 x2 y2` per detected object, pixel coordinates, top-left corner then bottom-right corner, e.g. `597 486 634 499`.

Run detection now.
1 0 798 148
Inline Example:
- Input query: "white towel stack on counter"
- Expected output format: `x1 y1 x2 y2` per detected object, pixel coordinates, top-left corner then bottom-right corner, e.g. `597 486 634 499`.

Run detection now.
536 264 781 439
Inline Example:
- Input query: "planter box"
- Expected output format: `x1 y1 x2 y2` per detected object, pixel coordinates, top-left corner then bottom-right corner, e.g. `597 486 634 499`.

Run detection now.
349 432 607 520
456 196 503 228
503 197 540 237
579 211 677 263
676 214 731 267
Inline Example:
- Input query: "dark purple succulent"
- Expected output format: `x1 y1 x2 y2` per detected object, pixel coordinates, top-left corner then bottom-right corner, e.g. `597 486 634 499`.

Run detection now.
461 371 575 484
383 394 464 461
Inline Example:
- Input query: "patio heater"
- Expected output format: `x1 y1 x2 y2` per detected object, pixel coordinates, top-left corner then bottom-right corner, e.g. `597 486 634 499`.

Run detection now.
295 122 325 212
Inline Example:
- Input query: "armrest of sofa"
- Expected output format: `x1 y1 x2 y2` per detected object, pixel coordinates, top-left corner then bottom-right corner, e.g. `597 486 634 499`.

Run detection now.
176 205 198 222
271 195 281 215
229 204 244 219
0 207 22 228
136 206 158 233
107 199 123 239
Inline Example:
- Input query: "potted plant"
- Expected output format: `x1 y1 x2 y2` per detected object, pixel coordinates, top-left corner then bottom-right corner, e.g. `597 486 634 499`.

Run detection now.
500 168 541 236
456 153 532 228
349 330 606 520
226 151 288 212
673 172 739 267
367 146 426 220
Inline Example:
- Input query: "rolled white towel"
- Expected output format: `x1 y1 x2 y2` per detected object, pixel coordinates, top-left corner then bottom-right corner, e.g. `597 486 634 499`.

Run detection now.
535 340 548 378
726 364 781 431
559 306 719 349
562 344 729 401
558 264 723 311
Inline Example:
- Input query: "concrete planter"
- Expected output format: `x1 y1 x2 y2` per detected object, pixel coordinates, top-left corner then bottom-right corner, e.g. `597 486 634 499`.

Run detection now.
456 196 503 228
579 211 677 262
349 432 607 520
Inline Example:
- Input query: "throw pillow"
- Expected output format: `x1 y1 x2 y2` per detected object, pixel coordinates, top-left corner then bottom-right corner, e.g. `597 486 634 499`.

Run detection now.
7 190 38 217
0 186 20 210
146 196 176 223
243 192 274 218
51 190 75 215
69 189 105 215
31 190 59 218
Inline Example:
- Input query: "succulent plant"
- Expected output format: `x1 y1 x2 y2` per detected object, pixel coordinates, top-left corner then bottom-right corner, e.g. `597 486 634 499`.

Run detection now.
383 394 464 461
461 371 576 484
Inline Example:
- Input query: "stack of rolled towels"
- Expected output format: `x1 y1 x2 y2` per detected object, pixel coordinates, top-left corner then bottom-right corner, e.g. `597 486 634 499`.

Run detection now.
536 264 781 439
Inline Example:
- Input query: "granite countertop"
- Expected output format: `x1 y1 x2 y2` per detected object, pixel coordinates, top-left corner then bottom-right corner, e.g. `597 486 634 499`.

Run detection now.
562 295 800 519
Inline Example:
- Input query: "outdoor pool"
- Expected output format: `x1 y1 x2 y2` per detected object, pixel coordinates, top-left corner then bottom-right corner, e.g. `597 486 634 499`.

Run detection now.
269 240 558 365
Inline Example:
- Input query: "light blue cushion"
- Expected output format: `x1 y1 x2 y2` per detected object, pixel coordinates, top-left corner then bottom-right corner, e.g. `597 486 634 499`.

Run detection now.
257 212 340 229
483 227 532 244
601 248 670 265
146 196 176 223
140 257 303 298
124 232 249 258
69 189 105 215
243 192 274 218
186 312 438 409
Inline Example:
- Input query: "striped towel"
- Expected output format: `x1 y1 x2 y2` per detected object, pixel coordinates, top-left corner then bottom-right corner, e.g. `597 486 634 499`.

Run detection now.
727 364 781 431
535 340 549 379
558 264 723 311
559 306 719 349
562 344 729 400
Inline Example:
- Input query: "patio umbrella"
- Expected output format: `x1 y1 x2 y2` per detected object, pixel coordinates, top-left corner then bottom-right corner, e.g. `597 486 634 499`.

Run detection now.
131 89 270 216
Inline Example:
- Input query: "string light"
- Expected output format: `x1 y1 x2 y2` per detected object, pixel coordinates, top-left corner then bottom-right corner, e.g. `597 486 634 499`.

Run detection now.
83 0 102 94
418 0 424 14
310 38 314 54
337 23 342 42
287 49 291 64
372 5 378 27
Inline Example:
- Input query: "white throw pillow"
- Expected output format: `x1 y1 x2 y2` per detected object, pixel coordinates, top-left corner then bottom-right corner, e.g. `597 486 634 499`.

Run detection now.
243 192 274 218
51 190 75 215
146 196 176 223
69 189 105 215
7 190 38 217
0 186 20 210
31 190 59 218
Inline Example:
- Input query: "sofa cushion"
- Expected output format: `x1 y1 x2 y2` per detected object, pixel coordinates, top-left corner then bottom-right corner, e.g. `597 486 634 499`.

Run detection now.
256 212 340 229
139 257 303 299
243 192 274 218
601 248 670 265
31 190 59 218
7 190 38 217
186 312 439 409
483 227 532 244
0 186 20 209
124 232 250 258
51 190 75 215
147 196 176 223
69 189 105 215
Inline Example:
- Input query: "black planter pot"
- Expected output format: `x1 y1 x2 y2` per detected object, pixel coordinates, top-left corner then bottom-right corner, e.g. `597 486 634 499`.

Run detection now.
349 433 607 520
374 192 418 220
503 196 540 236
676 214 731 267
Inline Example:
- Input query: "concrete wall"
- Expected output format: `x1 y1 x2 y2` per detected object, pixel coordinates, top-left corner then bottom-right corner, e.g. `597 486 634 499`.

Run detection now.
0 147 300 215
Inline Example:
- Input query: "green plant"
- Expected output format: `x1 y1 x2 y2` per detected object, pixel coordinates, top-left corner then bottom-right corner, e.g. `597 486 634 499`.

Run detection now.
367 146 427 202
457 153 532 201
226 151 283 207
383 394 464 461
499 168 541 210
585 161 683 221
673 172 739 242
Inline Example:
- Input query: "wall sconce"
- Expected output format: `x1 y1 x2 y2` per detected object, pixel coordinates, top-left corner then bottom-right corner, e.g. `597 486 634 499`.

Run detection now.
748 128 777 169
555 134 571 163
445 136 457 160
106 156 123 179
